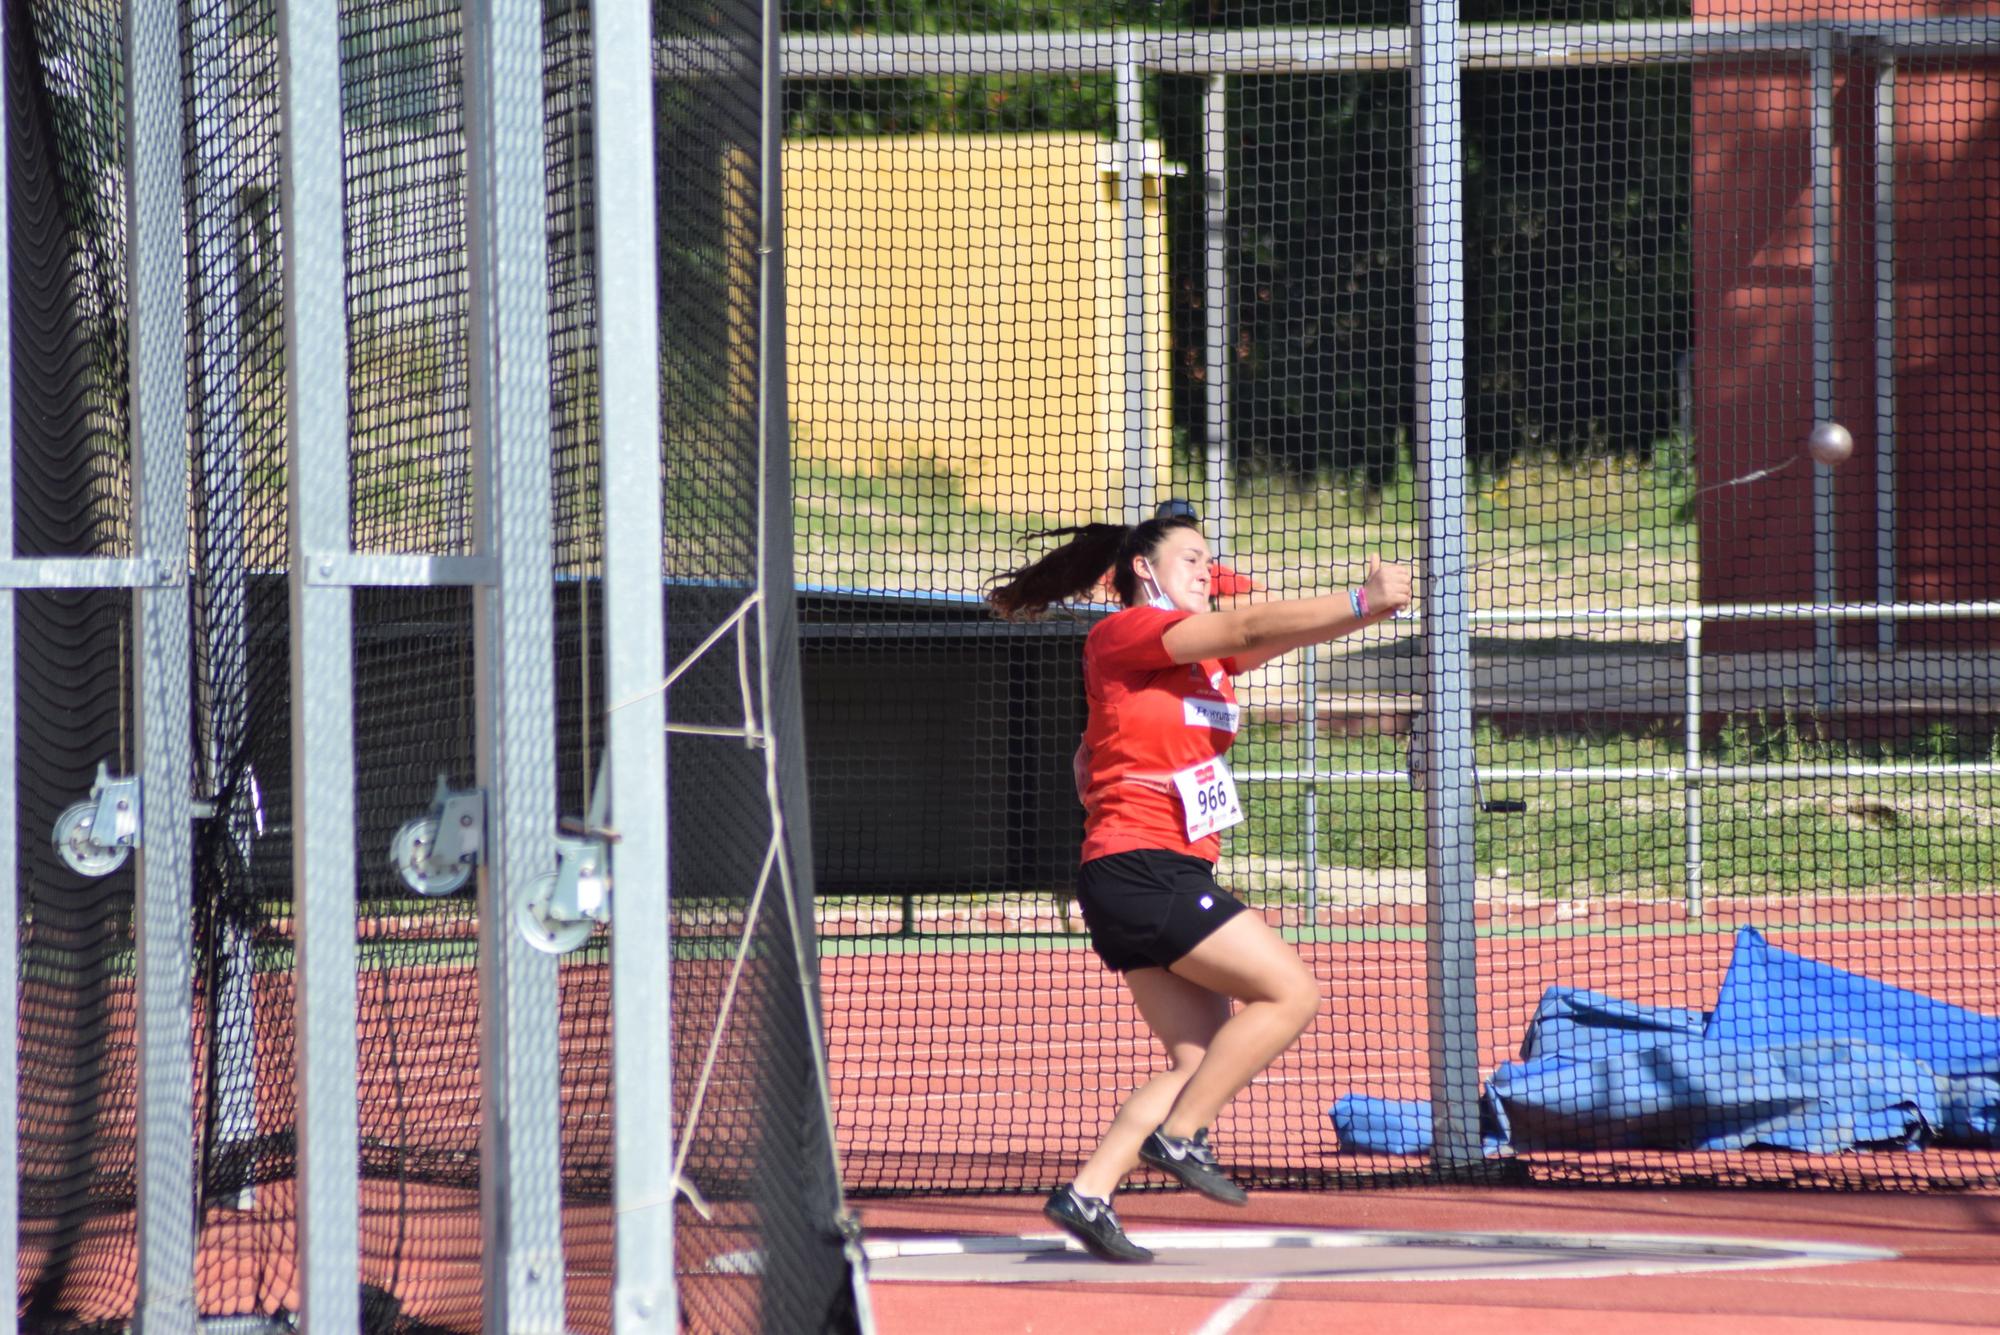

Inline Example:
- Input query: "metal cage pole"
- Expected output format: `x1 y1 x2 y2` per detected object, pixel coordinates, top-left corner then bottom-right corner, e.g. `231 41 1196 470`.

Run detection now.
1873 54 1898 654
128 2 199 1327
276 0 363 1327
465 0 567 1327
1411 0 1482 1173
1811 34 1838 705
1201 74 1235 559
0 7 17 1328
589 0 677 1327
1116 54 1152 518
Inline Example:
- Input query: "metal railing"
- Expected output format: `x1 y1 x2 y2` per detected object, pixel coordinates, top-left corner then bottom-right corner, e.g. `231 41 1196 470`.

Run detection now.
1240 600 2000 918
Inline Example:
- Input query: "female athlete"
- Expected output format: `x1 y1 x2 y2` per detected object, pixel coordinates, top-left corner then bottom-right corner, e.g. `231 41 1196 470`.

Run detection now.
986 510 1412 1262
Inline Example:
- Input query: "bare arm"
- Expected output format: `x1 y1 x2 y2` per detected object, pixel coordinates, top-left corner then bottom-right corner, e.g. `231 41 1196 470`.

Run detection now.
1159 555 1412 668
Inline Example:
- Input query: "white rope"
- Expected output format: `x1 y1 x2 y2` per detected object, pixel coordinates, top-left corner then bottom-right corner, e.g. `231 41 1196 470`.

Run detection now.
606 590 759 715
667 827 780 1210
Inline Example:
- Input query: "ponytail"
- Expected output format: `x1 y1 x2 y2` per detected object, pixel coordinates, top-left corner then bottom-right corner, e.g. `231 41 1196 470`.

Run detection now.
985 514 1199 620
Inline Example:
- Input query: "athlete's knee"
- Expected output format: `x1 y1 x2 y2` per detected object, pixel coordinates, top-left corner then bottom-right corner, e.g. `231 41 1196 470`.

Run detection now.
1279 974 1323 1035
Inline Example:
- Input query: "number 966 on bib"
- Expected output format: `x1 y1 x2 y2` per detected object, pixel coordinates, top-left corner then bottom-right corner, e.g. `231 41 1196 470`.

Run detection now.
1171 758 1245 841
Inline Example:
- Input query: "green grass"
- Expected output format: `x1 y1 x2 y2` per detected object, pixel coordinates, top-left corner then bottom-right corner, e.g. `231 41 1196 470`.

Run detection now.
792 443 1702 624
790 447 1998 910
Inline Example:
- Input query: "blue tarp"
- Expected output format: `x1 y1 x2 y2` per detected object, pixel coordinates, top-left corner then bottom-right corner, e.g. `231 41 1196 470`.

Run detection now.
1331 927 2000 1155
1706 928 2000 1078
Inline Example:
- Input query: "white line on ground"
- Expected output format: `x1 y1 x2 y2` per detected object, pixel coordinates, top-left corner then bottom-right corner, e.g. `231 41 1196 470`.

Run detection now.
1192 1281 1275 1335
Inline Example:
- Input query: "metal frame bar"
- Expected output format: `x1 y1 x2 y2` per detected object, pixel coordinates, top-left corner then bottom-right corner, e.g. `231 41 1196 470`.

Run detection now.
128 2 198 1327
1200 75 1234 556
1683 617 1704 915
1410 0 1482 1174
762 21 2000 79
1241 597 2000 919
1115 57 1151 518
1810 34 1838 708
1873 56 1898 654
1471 600 2000 623
0 558 176 588
589 1 676 1327
464 0 566 1326
0 7 16 1327
276 1 363 1328
302 554 499 587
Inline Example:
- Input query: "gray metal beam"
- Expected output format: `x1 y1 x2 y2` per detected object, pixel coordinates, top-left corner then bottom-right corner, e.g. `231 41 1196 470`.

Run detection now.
0 5 16 1328
1200 75 1233 556
1115 58 1151 518
1410 0 1482 1173
0 558 175 588
1873 57 1898 653
276 0 363 1329
1810 36 1837 707
589 0 677 1327
128 2 198 1328
464 1 565 1329
756 21 2000 80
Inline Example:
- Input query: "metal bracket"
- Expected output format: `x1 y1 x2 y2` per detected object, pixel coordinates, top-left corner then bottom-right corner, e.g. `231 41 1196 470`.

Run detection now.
389 775 487 896
303 553 497 588
0 556 179 589
517 756 616 954
515 833 611 955
52 761 143 877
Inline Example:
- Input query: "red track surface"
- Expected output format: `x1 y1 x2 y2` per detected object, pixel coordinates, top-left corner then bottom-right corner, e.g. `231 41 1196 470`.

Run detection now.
822 903 2000 1189
17 902 2000 1331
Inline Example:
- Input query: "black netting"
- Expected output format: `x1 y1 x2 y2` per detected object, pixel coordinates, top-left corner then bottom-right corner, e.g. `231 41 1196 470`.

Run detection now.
656 0 857 1327
11 0 2000 1329
11 1 142 1325
783 3 2000 1202
12 0 854 1331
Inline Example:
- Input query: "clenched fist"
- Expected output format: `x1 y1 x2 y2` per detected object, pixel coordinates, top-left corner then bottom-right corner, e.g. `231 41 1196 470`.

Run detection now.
1361 554 1413 618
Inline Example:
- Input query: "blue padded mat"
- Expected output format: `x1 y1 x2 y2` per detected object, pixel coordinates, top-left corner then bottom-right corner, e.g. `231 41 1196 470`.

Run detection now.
1331 928 2000 1155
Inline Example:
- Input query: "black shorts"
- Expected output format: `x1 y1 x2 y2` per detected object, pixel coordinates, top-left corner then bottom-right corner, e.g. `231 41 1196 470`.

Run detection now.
1075 849 1249 974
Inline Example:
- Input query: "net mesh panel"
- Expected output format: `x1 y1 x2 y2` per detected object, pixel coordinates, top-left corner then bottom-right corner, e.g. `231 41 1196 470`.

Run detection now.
788 1 2000 1198
10 1 142 1325
657 0 858 1327
14 0 851 1330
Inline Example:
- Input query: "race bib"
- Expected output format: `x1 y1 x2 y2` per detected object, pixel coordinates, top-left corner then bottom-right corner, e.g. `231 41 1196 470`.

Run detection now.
1171 757 1245 842
1183 695 1241 734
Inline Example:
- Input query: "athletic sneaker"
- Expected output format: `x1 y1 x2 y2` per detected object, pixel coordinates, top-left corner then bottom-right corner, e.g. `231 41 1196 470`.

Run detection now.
1043 1185 1153 1263
1138 1127 1248 1205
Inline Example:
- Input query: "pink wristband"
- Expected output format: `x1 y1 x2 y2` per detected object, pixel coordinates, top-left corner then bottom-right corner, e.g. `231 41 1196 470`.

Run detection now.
1351 586 1369 619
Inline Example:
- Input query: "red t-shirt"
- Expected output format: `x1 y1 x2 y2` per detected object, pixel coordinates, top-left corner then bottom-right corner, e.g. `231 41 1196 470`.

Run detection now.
1078 607 1242 864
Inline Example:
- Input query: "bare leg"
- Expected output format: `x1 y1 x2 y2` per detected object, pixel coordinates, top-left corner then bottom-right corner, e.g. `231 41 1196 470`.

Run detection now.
1071 967 1230 1200
1157 912 1321 1140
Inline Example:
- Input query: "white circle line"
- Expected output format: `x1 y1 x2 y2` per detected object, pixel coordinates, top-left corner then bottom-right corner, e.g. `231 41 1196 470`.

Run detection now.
1193 1281 1276 1335
841 1227 1901 1285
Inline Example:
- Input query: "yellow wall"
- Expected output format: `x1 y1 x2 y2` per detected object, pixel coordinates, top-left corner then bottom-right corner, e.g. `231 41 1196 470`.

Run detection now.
785 134 1175 523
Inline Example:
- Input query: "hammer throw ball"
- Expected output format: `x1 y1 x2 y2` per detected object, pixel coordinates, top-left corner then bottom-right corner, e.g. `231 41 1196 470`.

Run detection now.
1808 421 1854 467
